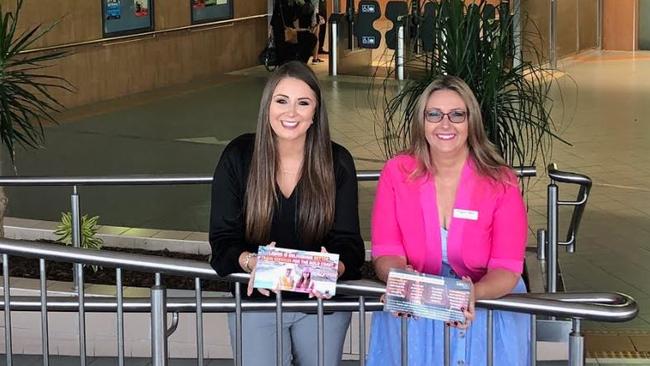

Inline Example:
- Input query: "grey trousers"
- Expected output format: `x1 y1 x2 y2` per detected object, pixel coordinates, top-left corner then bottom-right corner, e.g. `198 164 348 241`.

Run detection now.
227 311 352 366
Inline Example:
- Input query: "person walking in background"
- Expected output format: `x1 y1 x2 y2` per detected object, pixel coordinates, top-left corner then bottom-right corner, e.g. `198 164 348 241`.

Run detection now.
270 0 318 64
318 0 328 55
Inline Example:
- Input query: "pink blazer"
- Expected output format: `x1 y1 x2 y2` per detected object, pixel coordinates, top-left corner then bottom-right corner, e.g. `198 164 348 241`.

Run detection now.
371 155 527 282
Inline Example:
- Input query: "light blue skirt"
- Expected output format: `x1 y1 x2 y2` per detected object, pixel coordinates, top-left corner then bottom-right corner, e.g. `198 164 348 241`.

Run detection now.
366 265 531 366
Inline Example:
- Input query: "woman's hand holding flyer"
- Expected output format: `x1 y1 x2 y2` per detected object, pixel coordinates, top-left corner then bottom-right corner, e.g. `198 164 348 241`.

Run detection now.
246 242 276 297
253 246 340 298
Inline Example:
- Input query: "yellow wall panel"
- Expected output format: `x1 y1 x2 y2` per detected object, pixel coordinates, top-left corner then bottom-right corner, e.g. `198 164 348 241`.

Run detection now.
0 0 268 108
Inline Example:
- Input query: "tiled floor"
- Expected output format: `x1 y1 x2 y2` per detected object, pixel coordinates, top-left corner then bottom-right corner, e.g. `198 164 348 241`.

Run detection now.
2 51 650 359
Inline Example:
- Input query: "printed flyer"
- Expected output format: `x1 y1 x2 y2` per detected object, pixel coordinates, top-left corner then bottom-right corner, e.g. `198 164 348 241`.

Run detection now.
384 269 471 322
253 247 339 296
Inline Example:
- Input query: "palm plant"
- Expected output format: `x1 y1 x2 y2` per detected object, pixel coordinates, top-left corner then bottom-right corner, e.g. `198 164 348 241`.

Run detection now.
375 0 569 168
0 0 71 235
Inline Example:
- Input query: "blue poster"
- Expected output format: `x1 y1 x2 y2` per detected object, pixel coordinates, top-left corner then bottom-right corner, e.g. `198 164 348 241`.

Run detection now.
106 0 121 20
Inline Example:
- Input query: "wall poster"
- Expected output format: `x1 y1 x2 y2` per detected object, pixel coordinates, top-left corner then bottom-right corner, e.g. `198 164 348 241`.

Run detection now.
102 0 154 37
190 0 234 24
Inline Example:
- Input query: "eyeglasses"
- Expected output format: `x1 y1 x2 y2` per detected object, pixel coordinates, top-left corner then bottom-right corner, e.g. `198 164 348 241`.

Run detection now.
424 109 467 123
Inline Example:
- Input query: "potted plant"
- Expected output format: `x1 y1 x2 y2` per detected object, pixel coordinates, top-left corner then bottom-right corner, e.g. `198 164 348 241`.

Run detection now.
0 0 71 235
375 0 569 168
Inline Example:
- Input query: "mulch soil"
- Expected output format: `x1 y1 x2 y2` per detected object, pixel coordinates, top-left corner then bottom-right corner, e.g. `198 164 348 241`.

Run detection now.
6 244 377 291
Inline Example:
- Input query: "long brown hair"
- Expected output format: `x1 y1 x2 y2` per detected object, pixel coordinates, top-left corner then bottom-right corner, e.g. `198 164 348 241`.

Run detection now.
245 61 335 246
407 75 508 181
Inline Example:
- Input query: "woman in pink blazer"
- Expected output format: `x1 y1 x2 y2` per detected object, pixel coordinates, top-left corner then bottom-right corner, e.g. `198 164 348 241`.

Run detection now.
367 76 530 365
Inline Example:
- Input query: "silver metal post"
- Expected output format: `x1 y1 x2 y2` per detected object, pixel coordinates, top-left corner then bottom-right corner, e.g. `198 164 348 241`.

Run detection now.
333 0 340 13
513 0 522 69
537 229 547 261
487 310 494 366
317 297 325 366
76 261 86 366
400 317 408 366
569 319 585 366
234 282 242 366
39 258 49 366
71 186 81 291
151 282 168 366
576 0 580 53
155 273 162 286
196 278 205 366
359 296 366 366
116 268 125 366
275 292 283 366
3 254 12 366
443 324 450 366
549 0 557 68
530 314 537 365
396 20 405 81
597 0 603 50
547 183 559 293
329 20 338 76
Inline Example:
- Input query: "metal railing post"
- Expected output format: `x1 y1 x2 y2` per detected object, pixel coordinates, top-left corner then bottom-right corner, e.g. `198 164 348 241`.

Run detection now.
275 292 283 366
549 0 557 69
547 183 559 293
530 314 537 365
71 186 81 291
39 258 49 366
151 283 168 366
116 268 125 366
359 296 366 366
317 298 325 366
597 0 603 50
512 0 522 69
3 254 12 366
396 18 405 81
196 278 205 366
329 16 338 76
76 260 87 366
537 228 547 261
234 282 242 366
487 310 494 366
569 319 585 366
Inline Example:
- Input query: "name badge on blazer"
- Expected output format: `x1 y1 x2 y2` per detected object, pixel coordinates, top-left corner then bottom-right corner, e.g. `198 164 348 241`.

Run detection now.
453 208 479 221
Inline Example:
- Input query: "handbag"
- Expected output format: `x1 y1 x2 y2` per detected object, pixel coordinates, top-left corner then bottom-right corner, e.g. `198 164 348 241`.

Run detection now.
278 0 298 44
259 35 279 71
284 27 298 44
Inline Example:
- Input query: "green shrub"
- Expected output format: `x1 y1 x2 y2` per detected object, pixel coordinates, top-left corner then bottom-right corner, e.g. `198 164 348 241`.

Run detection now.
55 212 103 271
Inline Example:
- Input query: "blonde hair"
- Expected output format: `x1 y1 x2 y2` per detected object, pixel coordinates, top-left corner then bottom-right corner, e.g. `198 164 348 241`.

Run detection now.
407 75 508 181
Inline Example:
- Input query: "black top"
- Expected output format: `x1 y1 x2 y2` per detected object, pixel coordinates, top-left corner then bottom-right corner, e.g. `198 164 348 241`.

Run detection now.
209 134 365 297
271 0 298 30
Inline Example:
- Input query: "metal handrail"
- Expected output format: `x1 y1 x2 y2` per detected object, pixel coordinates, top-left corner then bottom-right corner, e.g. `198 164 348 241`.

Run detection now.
0 293 637 322
0 239 637 323
557 163 591 251
548 163 593 187
0 166 535 186
0 172 377 186
548 163 592 249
